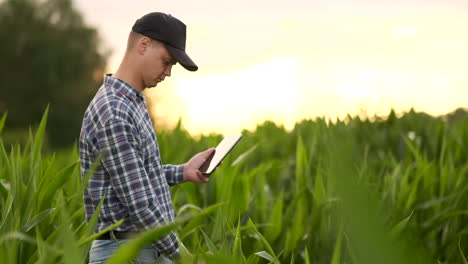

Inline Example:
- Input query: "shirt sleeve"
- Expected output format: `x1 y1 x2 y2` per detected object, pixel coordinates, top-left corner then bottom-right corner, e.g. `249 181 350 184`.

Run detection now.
97 118 180 259
163 164 185 186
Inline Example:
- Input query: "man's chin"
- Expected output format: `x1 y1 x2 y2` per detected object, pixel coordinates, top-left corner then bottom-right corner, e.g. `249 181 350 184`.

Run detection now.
146 83 159 89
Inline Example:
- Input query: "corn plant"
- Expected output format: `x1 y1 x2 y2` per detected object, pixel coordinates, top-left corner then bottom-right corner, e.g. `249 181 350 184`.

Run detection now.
1 106 468 263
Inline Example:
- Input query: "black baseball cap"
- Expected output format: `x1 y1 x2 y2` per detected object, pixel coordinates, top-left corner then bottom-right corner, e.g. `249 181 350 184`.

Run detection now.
132 12 198 71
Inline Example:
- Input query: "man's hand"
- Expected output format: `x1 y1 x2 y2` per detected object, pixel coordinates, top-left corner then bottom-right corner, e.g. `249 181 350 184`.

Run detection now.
183 148 216 183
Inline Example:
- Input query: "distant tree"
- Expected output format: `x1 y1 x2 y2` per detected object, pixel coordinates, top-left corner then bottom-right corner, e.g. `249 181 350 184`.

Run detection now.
446 107 468 123
0 0 108 148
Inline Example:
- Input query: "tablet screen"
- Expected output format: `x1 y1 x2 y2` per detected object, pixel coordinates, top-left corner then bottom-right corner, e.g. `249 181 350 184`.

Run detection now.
199 134 243 174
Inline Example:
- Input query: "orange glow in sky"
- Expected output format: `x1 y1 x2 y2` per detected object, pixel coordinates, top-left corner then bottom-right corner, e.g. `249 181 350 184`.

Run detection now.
75 0 468 135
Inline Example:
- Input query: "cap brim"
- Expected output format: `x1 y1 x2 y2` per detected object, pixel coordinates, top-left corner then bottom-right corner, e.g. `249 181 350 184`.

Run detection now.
165 45 198 71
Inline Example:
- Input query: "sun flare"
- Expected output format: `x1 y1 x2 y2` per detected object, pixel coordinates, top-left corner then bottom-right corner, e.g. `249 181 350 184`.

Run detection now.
174 57 300 134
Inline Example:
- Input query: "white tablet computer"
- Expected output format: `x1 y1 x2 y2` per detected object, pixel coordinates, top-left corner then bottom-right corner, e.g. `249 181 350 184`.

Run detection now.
199 134 243 175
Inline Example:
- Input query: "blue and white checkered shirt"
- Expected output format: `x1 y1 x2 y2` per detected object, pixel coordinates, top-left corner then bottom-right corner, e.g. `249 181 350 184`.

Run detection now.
79 74 184 259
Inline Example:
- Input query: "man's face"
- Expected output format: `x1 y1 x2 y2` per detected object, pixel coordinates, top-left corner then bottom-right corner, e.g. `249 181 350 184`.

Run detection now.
141 40 176 88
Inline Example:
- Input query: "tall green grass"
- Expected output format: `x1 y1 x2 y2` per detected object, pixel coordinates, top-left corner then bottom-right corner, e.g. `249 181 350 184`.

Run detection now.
1 107 467 263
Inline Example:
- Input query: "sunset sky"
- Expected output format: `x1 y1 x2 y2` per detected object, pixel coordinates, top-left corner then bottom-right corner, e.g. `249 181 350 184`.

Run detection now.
75 0 468 135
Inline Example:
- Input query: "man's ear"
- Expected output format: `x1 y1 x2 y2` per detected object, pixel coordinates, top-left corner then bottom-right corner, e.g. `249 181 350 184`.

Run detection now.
136 36 151 55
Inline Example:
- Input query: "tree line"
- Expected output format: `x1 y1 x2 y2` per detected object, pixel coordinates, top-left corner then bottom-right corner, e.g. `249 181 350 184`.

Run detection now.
0 0 107 148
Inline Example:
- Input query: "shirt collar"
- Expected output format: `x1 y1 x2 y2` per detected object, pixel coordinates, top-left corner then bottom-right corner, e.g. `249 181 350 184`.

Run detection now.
103 74 145 103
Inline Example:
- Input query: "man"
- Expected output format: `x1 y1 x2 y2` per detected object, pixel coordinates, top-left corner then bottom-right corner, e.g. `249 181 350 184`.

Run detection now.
79 12 214 263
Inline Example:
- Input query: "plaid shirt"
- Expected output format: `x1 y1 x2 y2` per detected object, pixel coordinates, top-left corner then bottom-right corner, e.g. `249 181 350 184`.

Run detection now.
79 74 184 259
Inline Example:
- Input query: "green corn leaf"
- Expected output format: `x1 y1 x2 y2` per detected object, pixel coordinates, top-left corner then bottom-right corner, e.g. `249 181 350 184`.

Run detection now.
78 219 124 246
265 191 284 242
304 247 311 264
0 231 36 245
0 140 9 168
106 218 188 264
0 190 14 229
295 135 307 192
200 228 218 254
32 105 49 164
390 210 414 236
254 251 274 262
232 144 257 166
331 230 343 264
0 111 7 134
233 216 245 260
179 202 225 238
39 162 78 209
0 231 61 255
459 236 468 264
313 169 326 205
60 220 81 264
202 254 239 264
247 218 279 263
57 191 81 264
22 208 56 232
0 180 9 203
107 203 223 264
79 191 107 240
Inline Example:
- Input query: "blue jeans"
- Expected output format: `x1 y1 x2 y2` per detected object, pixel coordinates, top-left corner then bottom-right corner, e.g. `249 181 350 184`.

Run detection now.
88 240 173 264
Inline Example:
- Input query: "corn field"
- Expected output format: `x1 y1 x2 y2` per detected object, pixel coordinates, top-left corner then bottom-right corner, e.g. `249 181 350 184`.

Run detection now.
0 107 467 263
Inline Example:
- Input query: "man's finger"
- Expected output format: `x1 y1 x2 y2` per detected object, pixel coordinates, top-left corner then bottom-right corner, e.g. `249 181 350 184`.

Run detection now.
196 170 211 182
203 148 215 158
197 170 208 179
202 172 210 182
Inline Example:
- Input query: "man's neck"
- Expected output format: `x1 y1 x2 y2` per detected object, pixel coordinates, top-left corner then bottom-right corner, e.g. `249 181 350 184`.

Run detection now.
113 59 145 92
